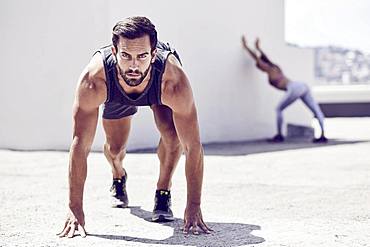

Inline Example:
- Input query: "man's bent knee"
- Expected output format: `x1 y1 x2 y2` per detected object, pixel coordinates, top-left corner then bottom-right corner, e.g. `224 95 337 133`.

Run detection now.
104 143 126 158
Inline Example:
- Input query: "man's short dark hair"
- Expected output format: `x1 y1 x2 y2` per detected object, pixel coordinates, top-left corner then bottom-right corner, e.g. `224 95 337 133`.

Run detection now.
112 16 158 51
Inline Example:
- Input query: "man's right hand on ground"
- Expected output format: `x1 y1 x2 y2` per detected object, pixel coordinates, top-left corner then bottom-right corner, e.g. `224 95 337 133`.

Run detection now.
57 207 87 238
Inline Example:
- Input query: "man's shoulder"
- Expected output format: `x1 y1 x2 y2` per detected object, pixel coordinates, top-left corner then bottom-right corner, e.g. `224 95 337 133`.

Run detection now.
162 53 184 81
76 53 107 98
86 52 106 83
76 53 107 107
162 54 186 91
161 54 193 108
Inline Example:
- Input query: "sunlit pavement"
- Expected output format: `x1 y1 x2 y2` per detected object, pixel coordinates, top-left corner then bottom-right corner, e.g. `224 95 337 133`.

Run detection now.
1 118 369 247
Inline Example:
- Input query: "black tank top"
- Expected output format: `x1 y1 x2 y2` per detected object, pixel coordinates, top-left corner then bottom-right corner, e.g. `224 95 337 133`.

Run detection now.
97 41 181 107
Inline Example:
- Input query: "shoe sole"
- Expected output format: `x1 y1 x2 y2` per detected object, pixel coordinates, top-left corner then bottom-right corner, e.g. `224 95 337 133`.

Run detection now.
152 212 174 222
112 203 129 208
267 139 284 143
111 197 129 208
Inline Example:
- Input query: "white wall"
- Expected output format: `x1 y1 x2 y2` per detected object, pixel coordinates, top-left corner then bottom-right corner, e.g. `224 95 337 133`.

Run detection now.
0 0 313 151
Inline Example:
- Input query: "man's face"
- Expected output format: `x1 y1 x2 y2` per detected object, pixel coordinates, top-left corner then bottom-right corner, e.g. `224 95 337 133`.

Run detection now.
113 35 156 87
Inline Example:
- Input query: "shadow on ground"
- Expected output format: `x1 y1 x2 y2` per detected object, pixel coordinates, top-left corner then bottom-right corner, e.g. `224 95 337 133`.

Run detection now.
88 207 265 247
202 138 369 156
131 138 369 156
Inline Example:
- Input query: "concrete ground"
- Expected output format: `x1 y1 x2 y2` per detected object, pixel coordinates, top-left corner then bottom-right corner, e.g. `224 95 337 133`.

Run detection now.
1 118 370 247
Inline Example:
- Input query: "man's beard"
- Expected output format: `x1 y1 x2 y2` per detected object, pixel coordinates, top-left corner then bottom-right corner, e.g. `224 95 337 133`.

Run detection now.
118 65 151 87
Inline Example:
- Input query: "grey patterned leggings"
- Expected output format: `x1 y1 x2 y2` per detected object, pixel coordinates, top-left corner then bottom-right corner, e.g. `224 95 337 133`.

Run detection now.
276 81 325 135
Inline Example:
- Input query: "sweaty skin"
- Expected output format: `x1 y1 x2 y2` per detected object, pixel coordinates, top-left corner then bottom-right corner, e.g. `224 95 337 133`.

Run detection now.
58 35 211 238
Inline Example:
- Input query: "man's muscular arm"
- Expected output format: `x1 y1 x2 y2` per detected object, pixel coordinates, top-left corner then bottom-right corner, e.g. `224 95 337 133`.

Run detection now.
58 54 106 238
161 55 212 235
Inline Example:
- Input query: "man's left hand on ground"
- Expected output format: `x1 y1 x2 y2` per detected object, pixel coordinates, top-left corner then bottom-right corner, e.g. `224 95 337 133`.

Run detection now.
183 204 212 235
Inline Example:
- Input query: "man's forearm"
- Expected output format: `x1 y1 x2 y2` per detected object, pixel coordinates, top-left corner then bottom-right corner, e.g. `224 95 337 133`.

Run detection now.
184 146 204 206
68 147 88 208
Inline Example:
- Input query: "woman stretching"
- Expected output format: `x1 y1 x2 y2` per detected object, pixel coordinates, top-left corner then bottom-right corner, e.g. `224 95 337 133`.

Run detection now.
241 36 327 143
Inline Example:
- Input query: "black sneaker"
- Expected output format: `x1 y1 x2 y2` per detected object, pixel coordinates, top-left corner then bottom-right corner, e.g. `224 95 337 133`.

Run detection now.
110 172 128 208
152 190 174 222
313 135 328 143
267 134 285 143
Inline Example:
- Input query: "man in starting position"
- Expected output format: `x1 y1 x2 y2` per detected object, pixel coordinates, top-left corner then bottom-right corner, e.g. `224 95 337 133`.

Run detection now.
58 16 211 238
